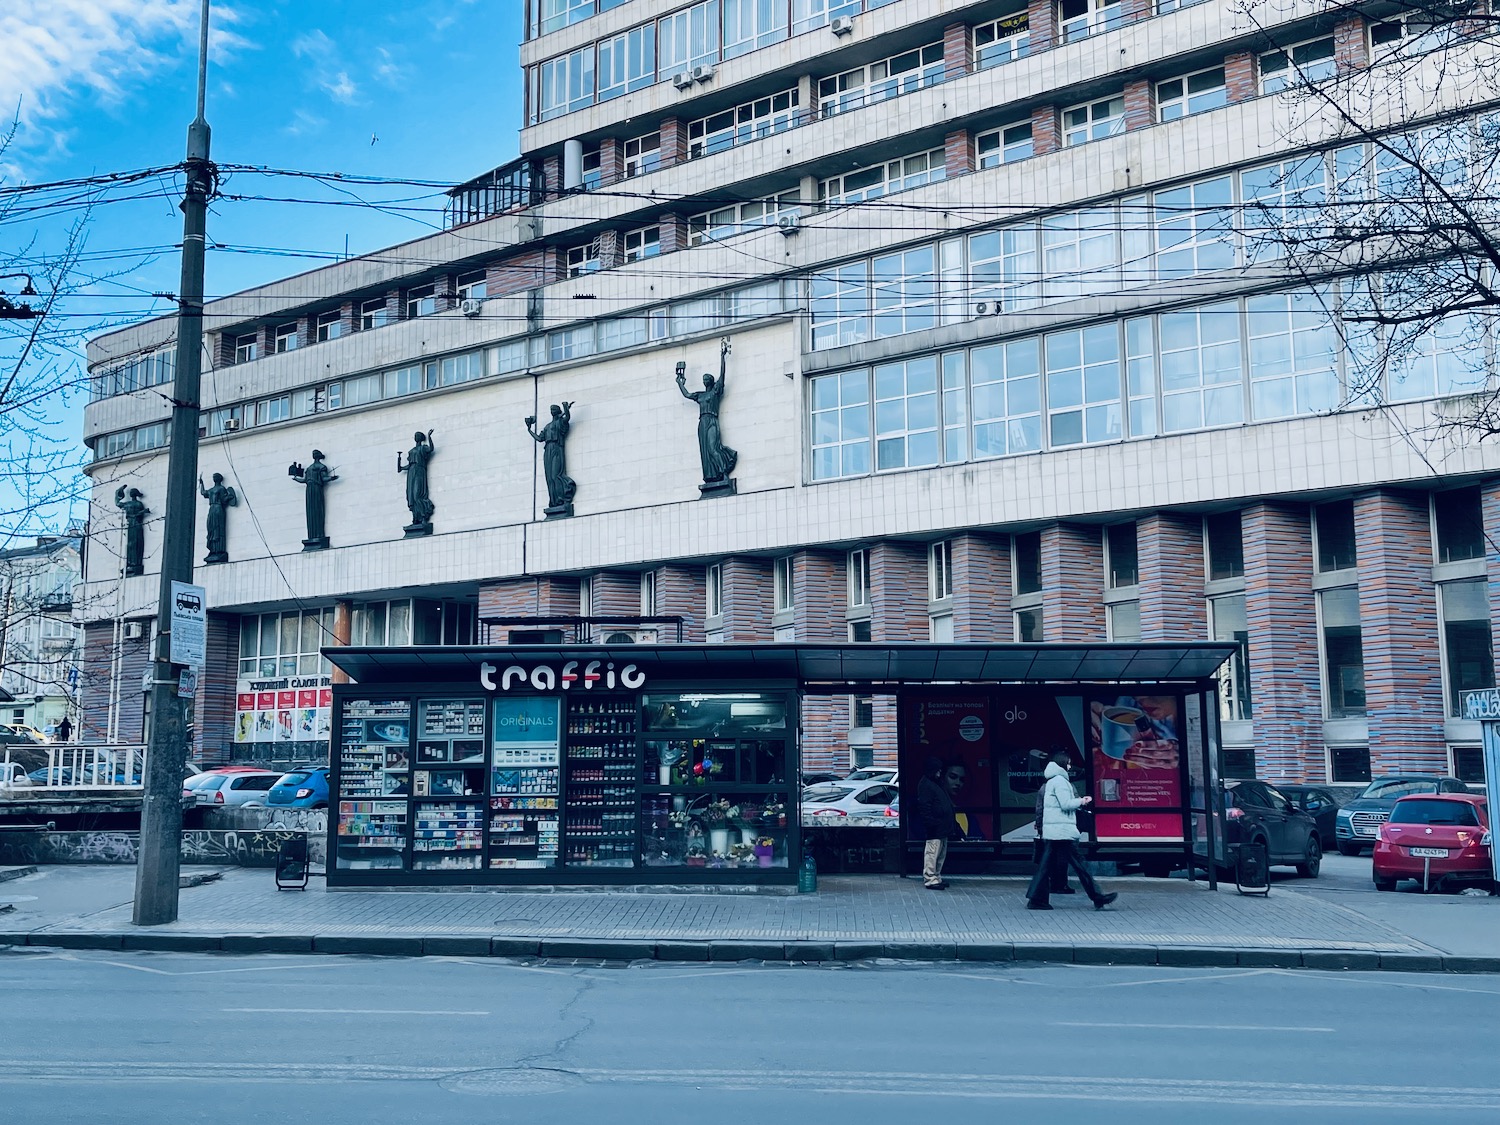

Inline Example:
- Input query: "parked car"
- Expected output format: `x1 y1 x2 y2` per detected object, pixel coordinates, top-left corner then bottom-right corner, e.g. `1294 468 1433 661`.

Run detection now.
803 781 898 818
1222 779 1322 877
267 766 329 809
0 725 42 746
0 761 32 787
184 768 282 807
1372 794 1492 892
1335 775 1469 855
1277 784 1340 850
6 724 48 743
804 766 897 796
27 766 74 786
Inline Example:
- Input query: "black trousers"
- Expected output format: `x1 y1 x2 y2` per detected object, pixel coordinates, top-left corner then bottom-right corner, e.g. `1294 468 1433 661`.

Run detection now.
1025 839 1103 906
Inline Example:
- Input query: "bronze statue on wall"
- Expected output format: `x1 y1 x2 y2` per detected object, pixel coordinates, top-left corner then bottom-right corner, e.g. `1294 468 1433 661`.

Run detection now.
198 472 238 564
526 402 576 518
397 430 435 537
114 485 149 577
677 337 738 498
288 450 338 550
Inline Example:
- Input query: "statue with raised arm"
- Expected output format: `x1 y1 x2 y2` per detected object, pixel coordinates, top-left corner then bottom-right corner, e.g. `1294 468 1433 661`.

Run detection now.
288 450 338 550
676 337 738 496
114 485 149 576
198 472 238 564
397 430 435 536
526 402 576 518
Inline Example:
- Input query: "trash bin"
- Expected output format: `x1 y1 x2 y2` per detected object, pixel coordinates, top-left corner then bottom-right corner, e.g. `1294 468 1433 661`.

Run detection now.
1234 840 1270 896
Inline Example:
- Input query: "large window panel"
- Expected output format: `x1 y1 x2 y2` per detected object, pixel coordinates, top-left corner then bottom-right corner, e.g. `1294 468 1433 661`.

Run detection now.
1246 290 1340 420
723 0 788 59
942 351 968 463
970 339 1042 458
536 48 594 122
1387 311 1488 401
1125 316 1158 437
1042 206 1118 299
873 357 940 470
597 24 656 102
1154 176 1235 279
1044 324 1123 447
818 42 945 117
660 1 722 74
1441 578 1495 716
810 262 869 350
1240 156 1327 264
969 225 1040 312
1210 593 1252 721
1320 586 1365 718
810 369 872 480
872 245 938 338
793 0 861 35
1159 300 1244 431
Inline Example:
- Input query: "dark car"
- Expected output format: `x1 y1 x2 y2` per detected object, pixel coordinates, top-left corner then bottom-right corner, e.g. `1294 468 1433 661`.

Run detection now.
1334 775 1469 855
1223 779 1322 877
1277 784 1340 851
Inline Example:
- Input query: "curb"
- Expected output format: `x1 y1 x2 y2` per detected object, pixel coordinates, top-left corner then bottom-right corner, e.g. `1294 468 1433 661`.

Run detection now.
0 931 1494 973
0 866 37 884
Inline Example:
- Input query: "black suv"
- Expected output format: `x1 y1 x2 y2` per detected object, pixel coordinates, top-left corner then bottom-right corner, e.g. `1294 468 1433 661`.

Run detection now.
1223 780 1322 877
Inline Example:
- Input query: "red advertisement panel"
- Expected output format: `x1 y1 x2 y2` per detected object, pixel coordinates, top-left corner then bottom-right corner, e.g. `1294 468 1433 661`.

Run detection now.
277 690 297 709
297 689 318 708
237 693 255 711
899 694 994 840
318 688 333 708
1088 693 1185 842
256 692 276 709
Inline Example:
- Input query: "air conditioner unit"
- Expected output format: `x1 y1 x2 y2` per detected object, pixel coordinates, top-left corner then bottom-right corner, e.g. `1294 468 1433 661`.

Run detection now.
459 297 484 317
602 628 658 645
222 417 241 432
777 212 801 235
691 63 716 83
830 15 856 36
973 301 1002 317
672 71 695 90
123 622 144 640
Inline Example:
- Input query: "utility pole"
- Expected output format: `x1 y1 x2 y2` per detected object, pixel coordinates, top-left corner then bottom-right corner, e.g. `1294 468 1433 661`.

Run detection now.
134 0 213 926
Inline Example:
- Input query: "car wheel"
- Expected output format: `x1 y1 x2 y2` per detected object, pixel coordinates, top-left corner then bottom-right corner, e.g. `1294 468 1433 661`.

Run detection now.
1296 836 1322 878
1336 841 1362 857
1374 876 1397 892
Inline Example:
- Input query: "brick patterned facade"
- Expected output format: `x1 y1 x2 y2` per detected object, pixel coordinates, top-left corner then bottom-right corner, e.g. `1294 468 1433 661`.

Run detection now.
196 613 238 764
1027 0 1057 50
1031 104 1061 155
1137 514 1206 640
599 137 622 186
942 22 973 79
487 250 554 298
1123 79 1155 132
791 550 845 642
1224 52 1257 103
79 620 150 744
949 534 1010 641
1242 503 1321 779
1333 16 1369 71
1122 0 1152 22
653 563 705 641
944 128 976 177
659 117 688 166
1354 489 1448 773
869 541 927 642
659 215 690 255
1040 524 1106 641
718 556 772 641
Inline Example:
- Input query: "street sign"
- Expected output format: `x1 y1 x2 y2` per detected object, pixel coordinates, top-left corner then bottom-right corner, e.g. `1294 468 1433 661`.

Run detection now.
177 668 198 698
169 581 206 668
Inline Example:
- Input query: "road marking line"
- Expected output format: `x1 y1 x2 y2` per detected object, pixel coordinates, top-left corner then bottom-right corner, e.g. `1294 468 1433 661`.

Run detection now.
223 1007 489 1016
1051 1021 1334 1032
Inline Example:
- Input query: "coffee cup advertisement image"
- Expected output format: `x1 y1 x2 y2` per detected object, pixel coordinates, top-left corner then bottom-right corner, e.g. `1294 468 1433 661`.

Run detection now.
1088 693 1185 842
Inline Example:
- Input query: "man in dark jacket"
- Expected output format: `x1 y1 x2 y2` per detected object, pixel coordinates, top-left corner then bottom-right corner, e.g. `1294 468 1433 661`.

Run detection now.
916 756 963 889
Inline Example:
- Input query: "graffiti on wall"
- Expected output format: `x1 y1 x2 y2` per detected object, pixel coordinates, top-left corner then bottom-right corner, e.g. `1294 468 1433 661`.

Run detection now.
0 829 304 868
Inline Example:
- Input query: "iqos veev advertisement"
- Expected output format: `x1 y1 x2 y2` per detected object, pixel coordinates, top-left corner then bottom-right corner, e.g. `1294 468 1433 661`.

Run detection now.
1086 692 1185 842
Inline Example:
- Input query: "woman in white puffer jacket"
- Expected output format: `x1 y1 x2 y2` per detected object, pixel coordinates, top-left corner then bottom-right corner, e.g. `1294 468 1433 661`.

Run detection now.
1024 753 1118 911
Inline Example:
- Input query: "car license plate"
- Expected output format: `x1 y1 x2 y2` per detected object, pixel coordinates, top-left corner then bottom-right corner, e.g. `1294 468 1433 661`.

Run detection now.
1409 847 1449 858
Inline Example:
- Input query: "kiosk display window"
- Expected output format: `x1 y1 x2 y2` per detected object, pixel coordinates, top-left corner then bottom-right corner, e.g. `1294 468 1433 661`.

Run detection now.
564 696 638 868
489 697 561 870
335 698 413 870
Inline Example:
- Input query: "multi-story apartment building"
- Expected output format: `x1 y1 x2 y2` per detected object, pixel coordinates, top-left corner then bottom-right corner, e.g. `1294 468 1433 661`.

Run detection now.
81 0 1498 783
0 536 82 735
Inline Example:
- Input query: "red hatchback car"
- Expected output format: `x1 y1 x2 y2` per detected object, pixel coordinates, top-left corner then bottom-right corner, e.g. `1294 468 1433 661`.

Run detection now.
1372 794 1492 892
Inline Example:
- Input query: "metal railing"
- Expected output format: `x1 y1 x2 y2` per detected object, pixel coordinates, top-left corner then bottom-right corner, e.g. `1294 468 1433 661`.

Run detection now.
1 744 148 793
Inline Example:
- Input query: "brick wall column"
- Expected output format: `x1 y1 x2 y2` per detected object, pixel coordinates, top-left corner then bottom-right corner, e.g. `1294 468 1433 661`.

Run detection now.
1122 0 1152 21
942 22 973 79
542 154 563 200
1243 503 1321 779
1137 514 1206 640
599 137 623 185
331 600 353 684
197 613 238 765
653 564 704 642
79 620 150 744
1028 0 1057 50
720 556 772 641
1123 78 1155 131
792 551 845 641
801 696 851 774
433 273 456 314
1334 16 1369 71
944 128 976 177
949 534 1011 641
660 116 689 167
589 572 640 619
1355 489 1447 774
1040 524 1106 641
1031 104 1061 155
659 214 690 254
1225 52 1257 103
338 300 357 338
869 542 927 642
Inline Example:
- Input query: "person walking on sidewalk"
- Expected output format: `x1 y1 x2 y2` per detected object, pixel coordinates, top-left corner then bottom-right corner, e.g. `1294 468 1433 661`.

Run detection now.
917 756 962 890
1025 751 1118 911
1033 783 1075 896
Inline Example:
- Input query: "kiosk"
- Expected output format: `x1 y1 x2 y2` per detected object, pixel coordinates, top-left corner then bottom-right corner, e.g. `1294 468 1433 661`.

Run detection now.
324 642 1234 888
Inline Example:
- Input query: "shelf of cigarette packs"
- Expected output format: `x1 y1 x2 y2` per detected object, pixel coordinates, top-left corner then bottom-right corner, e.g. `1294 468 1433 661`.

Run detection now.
335 801 409 870
411 800 484 871
339 699 412 799
565 697 638 868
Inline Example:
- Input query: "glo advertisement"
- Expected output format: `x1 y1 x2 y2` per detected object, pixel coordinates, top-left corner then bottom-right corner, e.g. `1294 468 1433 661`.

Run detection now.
991 690 1087 843
899 694 993 841
1088 692 1185 842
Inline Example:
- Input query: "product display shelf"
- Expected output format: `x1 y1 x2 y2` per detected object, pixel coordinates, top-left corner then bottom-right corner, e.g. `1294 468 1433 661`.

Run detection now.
564 697 638 868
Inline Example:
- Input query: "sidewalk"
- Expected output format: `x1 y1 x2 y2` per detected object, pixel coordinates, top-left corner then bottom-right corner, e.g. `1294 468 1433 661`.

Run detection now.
2 864 1496 972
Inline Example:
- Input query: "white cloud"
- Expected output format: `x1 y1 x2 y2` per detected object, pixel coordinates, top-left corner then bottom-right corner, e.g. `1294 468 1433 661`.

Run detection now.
0 1 246 127
291 28 361 105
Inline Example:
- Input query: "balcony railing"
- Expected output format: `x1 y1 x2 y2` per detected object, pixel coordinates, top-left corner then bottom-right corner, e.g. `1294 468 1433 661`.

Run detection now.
1 744 147 793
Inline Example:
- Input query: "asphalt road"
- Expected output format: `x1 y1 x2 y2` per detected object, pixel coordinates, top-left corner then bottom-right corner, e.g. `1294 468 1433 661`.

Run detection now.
3 948 1498 1125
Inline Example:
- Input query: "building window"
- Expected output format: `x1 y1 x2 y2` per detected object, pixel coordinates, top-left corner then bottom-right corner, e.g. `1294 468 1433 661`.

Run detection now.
930 612 954 642
810 262 870 350
255 395 291 426
1015 606 1044 641
1043 206 1119 299
1320 586 1366 718
622 225 660 262
360 297 390 330
1106 522 1138 587
535 46 594 123
1014 532 1042 594
1160 300 1244 432
659 1 721 75
1434 486 1485 562
238 609 334 677
579 577 594 620
821 148 946 204
690 89 801 158
974 13 1030 69
1330 746 1372 784
976 122 1033 168
849 618 872 643
1108 601 1141 642
1241 156 1328 266
872 357 941 470
597 22 656 102
1210 593 1251 720
689 192 800 245
1441 578 1494 716
640 571 657 616
1246 289 1340 419
1452 745 1485 784
848 549 870 607
273 323 298 353
1314 500 1357 572
315 310 343 343
774 556 794 612
1260 36 1336 93
234 334 258 363
1154 176 1235 280
537 0 593 36
405 285 436 319
929 541 953 601
1155 0 1208 10
810 370 871 481
1205 511 1244 580
1059 0 1123 41
969 226 1040 313
455 270 487 302
722 0 788 58
566 243 601 278
1062 94 1125 146
706 564 723 618
1156 67 1227 122
793 0 861 34
872 246 942 340
624 132 661 178
1043 324 1123 447
818 41 945 118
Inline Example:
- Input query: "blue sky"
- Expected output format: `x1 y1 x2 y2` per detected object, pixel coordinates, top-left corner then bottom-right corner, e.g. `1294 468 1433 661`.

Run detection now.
1 0 526 532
